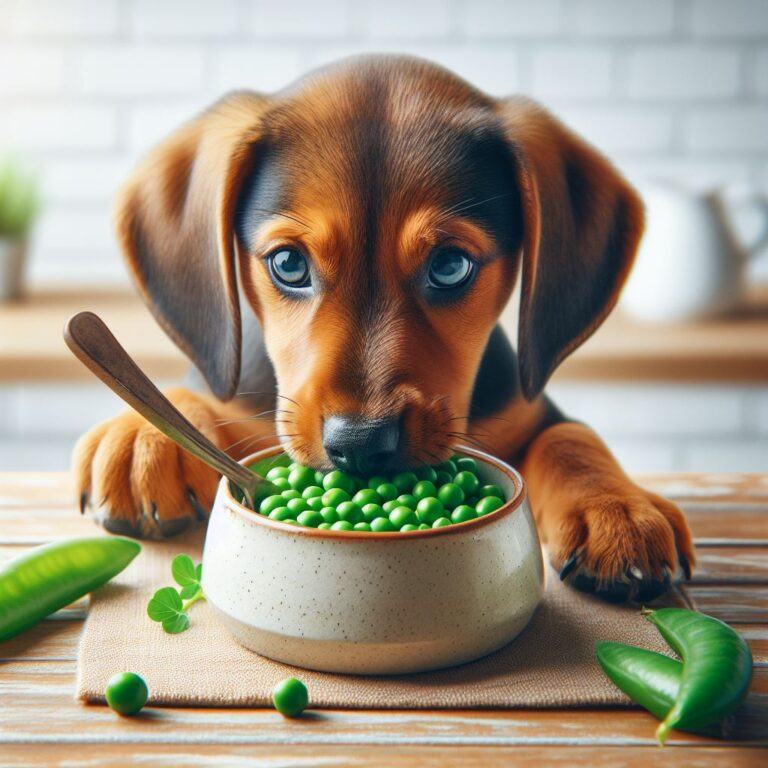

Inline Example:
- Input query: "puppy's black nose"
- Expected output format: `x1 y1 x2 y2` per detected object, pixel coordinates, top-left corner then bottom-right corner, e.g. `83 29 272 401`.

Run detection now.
322 415 400 475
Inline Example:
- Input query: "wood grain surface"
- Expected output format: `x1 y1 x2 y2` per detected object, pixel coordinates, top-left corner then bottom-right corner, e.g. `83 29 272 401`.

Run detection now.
0 472 766 766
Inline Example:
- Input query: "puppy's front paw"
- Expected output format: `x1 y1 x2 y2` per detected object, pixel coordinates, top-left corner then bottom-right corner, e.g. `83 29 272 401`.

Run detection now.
550 487 695 603
72 390 221 539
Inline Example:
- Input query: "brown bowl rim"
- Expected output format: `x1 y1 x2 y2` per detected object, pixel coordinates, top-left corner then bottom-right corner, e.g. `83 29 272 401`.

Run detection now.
221 444 527 541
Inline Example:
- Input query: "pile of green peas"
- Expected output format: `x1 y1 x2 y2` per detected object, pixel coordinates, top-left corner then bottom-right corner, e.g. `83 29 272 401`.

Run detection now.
255 455 507 532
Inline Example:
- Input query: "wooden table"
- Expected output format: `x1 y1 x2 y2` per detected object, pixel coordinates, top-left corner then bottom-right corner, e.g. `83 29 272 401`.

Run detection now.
2 288 768 382
1 472 766 766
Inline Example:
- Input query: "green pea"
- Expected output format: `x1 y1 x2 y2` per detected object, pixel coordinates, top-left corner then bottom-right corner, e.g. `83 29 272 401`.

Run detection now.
376 482 398 501
393 471 418 493
266 466 290 481
271 477 291 491
389 506 417 528
435 470 453 486
396 494 417 509
456 457 478 474
417 523 431 530
413 481 437 501
353 522 372 532
320 506 339 524
479 484 503 499
400 524 419 532
317 522 332 530
330 520 354 531
281 489 301 501
454 471 479 496
323 470 356 495
307 496 325 511
282 519 299 525
322 488 351 507
297 509 323 528
272 677 309 717
314 470 325 485
437 459 457 476
286 498 309 514
353 488 381 507
438 482 464 509
268 506 293 521
301 485 324 499
361 503 385 522
432 517 451 528
416 497 444 524
336 501 363 524
260 494 285 515
105 671 148 716
382 499 399 513
451 505 477 524
289 466 316 492
370 517 396 532
476 496 504 516
367 474 388 490
414 466 438 482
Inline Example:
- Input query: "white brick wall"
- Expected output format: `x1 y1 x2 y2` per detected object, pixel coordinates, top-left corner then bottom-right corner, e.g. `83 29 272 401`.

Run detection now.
1 0 766 286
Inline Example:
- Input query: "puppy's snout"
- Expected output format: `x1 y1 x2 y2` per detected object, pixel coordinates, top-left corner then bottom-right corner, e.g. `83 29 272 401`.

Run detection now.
322 415 400 475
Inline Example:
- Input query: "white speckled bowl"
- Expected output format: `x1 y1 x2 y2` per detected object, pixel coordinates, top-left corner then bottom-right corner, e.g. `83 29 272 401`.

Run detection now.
201 445 544 675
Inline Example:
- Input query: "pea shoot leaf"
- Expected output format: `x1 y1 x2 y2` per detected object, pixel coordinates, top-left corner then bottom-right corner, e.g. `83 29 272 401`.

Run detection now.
162 612 190 634
147 586 190 634
179 582 202 600
171 554 198 587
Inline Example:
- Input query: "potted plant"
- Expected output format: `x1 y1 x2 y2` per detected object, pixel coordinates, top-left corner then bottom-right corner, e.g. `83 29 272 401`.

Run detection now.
0 155 40 301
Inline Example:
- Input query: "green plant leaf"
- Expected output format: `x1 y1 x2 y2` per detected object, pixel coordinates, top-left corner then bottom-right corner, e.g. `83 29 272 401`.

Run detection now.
172 554 198 587
195 563 203 581
180 583 201 600
162 613 190 634
147 586 184 622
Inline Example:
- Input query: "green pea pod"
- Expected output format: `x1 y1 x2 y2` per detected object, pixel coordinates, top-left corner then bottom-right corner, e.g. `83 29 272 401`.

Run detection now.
646 608 752 744
596 641 681 721
0 536 141 642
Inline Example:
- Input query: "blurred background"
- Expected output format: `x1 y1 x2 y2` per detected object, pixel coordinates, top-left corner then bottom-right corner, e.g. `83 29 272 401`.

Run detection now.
0 0 766 474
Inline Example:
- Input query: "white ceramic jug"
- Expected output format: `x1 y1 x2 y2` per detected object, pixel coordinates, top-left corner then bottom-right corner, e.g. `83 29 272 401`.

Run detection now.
622 181 768 322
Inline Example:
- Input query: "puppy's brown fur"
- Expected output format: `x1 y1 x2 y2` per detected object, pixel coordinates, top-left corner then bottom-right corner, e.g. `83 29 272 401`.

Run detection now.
74 56 694 598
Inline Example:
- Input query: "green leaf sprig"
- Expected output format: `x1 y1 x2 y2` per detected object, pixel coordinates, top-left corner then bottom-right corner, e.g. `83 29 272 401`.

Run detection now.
147 554 205 634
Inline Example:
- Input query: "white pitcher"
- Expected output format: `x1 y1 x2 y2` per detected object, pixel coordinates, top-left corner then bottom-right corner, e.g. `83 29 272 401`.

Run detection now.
621 181 768 322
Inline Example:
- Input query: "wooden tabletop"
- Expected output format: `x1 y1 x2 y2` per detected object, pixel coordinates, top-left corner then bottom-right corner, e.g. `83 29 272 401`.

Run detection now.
2 288 768 383
0 472 766 766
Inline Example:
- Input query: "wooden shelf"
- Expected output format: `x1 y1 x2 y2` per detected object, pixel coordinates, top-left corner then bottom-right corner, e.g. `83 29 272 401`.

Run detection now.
0 288 767 383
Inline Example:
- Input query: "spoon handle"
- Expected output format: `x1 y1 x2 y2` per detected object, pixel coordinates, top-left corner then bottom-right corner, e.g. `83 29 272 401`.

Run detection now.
64 311 267 506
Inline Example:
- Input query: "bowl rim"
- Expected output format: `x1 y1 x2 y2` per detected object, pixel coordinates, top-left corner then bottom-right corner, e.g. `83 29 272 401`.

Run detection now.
221 444 527 541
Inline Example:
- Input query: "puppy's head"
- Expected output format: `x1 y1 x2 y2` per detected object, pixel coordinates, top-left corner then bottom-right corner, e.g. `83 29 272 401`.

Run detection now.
116 56 642 474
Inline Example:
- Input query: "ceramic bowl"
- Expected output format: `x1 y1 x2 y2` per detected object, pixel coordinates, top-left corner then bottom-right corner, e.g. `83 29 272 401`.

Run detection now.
201 445 544 675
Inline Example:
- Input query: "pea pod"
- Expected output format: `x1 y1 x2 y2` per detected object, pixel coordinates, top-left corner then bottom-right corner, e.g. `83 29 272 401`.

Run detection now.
647 608 752 744
0 536 140 642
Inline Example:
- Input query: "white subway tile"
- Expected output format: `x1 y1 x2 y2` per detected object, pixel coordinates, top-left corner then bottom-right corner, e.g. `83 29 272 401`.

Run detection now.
690 0 768 38
213 47 305 93
618 159 753 192
0 436 76 471
126 101 209 155
128 0 239 38
546 383 746 436
756 390 768 434
685 107 768 152
247 0 350 39
359 0 450 39
461 0 561 38
0 46 66 95
43 157 132 203
681 439 768 472
627 46 741 99
570 0 675 37
35 204 114 253
27 248 129 287
75 45 206 96
0 105 117 151
601 436 678 473
756 49 768 97
530 47 613 99
556 106 674 153
1 0 119 37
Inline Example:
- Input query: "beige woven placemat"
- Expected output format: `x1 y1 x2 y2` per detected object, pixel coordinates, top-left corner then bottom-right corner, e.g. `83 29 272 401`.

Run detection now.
77 530 674 708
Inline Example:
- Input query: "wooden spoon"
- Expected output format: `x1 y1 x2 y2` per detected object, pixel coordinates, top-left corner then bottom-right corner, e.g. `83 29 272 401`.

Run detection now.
64 311 276 509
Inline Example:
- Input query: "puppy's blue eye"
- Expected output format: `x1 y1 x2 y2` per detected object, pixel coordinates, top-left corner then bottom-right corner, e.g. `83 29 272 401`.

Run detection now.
427 248 474 289
269 248 310 288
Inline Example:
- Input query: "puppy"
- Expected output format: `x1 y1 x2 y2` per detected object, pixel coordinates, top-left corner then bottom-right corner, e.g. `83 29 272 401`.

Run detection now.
73 55 694 602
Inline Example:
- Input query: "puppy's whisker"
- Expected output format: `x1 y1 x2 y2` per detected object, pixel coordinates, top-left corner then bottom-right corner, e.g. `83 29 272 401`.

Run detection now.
440 191 515 220
236 391 303 409
223 431 283 454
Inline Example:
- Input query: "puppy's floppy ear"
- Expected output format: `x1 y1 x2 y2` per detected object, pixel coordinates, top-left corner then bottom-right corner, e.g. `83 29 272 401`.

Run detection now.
496 98 644 400
115 92 269 400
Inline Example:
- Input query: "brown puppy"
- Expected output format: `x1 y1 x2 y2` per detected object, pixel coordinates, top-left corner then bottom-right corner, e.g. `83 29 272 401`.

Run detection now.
73 55 694 601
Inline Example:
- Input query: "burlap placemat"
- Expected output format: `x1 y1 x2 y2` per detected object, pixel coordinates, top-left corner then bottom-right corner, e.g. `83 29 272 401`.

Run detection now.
77 529 675 708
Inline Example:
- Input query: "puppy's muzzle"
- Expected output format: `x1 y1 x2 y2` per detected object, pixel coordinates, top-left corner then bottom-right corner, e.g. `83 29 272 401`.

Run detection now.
322 415 400 475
